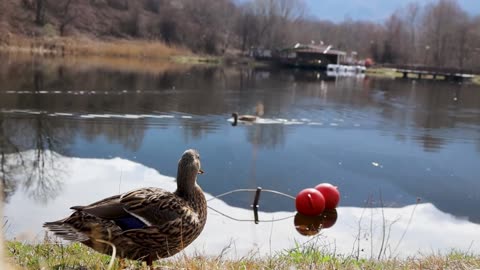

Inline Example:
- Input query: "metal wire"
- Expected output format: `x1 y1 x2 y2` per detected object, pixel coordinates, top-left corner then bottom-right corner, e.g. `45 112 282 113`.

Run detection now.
207 188 296 223
207 188 296 202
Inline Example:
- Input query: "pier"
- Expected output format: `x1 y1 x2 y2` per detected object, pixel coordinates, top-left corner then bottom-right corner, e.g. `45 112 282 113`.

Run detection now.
393 65 475 82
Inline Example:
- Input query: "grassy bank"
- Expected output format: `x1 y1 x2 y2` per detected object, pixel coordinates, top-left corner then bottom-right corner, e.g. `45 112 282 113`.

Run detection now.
0 35 217 64
365 67 399 78
473 75 480 85
367 67 480 84
4 240 480 270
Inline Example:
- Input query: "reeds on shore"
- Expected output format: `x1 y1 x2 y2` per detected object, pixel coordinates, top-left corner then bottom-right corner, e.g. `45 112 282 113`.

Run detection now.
0 35 191 60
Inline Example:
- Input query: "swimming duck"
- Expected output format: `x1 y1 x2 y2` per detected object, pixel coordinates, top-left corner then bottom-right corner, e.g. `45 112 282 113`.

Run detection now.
43 149 207 266
232 112 258 126
232 102 264 126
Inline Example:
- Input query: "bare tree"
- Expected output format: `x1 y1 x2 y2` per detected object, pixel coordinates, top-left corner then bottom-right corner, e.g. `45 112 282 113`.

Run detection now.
56 0 77 36
35 0 47 26
401 2 421 63
421 0 467 67
383 13 408 64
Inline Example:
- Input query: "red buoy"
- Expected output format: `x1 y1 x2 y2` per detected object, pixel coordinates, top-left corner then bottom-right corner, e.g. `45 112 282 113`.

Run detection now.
315 183 340 210
295 188 325 216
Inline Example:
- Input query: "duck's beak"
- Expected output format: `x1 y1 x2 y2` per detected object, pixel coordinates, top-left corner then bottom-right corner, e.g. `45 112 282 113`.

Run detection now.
198 169 205 174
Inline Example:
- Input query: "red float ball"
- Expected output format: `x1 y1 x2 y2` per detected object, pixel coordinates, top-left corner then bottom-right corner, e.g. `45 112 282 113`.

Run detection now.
295 188 325 216
315 183 340 210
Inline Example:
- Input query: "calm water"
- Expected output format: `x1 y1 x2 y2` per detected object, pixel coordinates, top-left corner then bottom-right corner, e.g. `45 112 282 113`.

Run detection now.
1 54 480 256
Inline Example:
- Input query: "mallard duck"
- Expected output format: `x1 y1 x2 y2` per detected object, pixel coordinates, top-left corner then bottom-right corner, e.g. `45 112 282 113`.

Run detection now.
43 149 207 265
232 102 264 126
232 112 257 126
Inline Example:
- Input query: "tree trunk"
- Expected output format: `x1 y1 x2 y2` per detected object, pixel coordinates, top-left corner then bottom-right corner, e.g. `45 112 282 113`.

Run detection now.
35 0 46 26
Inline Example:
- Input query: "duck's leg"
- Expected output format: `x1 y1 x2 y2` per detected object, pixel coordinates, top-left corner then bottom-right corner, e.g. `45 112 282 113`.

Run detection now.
146 255 153 267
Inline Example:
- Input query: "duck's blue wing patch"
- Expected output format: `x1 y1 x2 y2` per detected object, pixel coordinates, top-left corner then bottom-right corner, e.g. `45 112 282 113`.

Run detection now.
114 216 146 230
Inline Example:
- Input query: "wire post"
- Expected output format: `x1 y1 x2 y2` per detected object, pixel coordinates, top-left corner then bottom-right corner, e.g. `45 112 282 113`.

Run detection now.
252 187 262 224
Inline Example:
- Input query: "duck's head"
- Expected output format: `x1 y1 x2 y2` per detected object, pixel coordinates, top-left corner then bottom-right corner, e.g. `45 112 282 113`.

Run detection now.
177 149 204 193
231 112 239 126
180 149 203 174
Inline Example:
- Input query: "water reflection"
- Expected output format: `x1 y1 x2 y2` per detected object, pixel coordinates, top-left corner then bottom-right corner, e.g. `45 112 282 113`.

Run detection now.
0 55 480 227
0 113 68 203
294 209 338 236
3 153 480 258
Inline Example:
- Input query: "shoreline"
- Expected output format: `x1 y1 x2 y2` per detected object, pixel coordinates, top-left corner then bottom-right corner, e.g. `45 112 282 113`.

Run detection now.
367 67 480 85
0 35 219 65
1 35 479 85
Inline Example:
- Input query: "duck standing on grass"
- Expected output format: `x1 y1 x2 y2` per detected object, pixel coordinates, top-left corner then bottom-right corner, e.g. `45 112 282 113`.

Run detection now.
43 149 207 266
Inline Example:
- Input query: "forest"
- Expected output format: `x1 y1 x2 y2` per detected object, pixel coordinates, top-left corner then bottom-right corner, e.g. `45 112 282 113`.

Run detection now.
0 0 479 69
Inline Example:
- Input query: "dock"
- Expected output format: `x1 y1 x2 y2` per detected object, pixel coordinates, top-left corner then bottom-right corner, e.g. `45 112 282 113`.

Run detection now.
393 65 475 82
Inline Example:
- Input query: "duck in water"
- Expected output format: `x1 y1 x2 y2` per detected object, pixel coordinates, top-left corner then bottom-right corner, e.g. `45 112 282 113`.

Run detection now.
232 102 264 126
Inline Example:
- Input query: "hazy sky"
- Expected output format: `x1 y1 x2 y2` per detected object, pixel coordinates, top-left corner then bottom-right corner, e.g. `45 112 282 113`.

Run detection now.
305 0 480 22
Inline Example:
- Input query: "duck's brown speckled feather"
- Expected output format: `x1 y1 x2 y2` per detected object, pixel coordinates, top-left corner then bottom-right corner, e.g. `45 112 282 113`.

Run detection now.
43 149 207 262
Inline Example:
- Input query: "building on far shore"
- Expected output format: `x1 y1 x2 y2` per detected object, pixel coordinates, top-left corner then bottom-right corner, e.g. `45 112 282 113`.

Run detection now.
251 43 348 70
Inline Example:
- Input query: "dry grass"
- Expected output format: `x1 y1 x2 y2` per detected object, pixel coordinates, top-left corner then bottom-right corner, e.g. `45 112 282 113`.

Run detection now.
473 75 480 85
2 45 194 75
365 67 399 78
4 239 480 270
0 34 192 60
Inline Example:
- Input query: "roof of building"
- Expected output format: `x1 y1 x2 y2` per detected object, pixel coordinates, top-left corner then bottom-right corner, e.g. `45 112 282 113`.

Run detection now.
283 43 346 56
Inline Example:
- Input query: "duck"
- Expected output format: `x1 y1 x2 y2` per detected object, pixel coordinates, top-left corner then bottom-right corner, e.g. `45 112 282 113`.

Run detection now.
232 112 257 126
231 102 264 126
43 149 207 266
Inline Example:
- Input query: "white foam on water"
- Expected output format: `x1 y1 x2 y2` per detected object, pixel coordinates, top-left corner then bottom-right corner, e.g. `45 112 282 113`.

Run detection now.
140 114 175 119
228 117 308 125
49 113 74 117
124 114 142 119
181 116 193 119
77 114 177 119
80 114 111 119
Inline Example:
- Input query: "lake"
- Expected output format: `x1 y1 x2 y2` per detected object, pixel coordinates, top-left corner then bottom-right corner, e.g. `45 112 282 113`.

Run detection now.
1 54 480 258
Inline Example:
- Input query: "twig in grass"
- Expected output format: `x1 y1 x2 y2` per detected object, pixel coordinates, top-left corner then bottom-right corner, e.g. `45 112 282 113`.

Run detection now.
215 238 233 262
352 194 370 260
392 197 420 256
95 239 116 270
377 190 386 260
95 229 116 270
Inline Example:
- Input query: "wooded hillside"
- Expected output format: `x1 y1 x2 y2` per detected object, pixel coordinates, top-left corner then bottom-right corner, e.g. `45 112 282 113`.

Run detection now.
0 0 479 69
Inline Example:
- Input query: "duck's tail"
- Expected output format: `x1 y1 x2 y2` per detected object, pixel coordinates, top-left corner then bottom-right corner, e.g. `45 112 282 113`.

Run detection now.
43 219 89 242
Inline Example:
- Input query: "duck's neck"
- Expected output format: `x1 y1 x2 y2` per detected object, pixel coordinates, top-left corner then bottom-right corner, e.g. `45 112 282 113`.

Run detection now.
176 168 197 198
233 114 238 125
175 175 207 220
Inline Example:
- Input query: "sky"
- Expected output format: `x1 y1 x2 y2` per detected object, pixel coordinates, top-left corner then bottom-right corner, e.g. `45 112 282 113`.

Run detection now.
305 0 480 22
